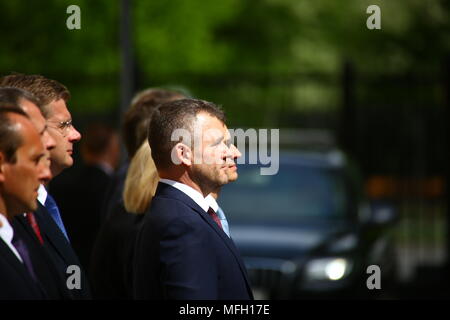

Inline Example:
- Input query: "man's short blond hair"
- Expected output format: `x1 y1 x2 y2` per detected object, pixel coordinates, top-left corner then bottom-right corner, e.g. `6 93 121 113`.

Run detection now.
0 73 70 118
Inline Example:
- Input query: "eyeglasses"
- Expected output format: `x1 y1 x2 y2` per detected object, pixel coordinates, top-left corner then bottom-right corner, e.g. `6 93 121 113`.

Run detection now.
47 119 73 137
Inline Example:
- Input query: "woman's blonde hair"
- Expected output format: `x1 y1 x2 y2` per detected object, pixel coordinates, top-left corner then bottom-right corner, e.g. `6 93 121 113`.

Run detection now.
123 141 159 214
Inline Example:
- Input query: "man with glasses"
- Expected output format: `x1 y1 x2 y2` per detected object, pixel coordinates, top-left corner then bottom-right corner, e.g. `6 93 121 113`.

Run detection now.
46 113 80 182
0 75 81 179
0 74 90 299
0 75 80 238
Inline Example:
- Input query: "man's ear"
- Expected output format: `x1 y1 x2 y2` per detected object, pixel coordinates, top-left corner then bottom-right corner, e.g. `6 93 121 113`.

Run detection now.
171 143 192 167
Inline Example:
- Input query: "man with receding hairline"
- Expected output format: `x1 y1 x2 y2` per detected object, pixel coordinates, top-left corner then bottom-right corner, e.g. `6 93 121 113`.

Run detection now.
0 108 49 299
0 87 55 182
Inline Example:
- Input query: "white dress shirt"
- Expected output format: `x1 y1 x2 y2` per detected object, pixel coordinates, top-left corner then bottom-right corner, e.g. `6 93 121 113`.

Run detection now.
0 213 23 262
159 179 210 213
37 184 47 205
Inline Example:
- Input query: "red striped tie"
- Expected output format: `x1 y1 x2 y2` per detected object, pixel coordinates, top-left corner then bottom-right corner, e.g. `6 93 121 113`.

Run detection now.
26 213 44 245
207 207 223 229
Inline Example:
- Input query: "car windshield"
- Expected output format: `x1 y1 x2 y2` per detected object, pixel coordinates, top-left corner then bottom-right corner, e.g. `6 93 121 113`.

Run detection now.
219 163 348 224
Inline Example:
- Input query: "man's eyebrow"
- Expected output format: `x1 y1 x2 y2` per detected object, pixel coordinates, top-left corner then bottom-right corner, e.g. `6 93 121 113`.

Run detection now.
50 118 71 124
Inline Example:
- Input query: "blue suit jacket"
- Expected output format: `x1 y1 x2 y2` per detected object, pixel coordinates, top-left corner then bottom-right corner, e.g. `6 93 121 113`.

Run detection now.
133 182 253 300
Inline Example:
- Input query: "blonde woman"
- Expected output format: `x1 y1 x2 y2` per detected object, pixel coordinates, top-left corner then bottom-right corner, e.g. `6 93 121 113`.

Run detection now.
123 141 158 214
90 141 158 299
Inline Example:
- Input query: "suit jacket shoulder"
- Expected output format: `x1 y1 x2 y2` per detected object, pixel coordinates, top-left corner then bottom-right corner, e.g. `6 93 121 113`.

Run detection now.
0 236 46 299
134 182 253 300
12 216 71 299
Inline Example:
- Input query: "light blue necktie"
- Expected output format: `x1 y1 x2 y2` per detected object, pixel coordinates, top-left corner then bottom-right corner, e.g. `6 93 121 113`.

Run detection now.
45 194 70 242
216 207 231 238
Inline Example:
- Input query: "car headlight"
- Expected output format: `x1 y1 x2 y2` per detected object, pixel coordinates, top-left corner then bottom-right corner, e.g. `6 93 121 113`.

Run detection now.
304 257 352 281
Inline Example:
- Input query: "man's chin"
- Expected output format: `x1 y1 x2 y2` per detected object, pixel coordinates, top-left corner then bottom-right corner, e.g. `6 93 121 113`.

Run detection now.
28 198 38 211
213 174 229 188
12 201 37 216
65 156 74 167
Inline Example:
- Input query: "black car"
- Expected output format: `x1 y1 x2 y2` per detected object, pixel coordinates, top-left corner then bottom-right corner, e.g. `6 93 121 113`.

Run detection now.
219 150 398 299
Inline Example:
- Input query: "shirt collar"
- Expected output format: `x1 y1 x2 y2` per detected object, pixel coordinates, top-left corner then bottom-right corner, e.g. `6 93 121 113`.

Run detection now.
159 179 209 212
37 184 47 205
205 194 219 212
0 213 14 245
205 195 226 220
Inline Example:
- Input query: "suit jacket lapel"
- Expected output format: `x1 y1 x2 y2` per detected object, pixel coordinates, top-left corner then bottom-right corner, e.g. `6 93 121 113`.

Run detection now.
156 183 253 295
193 206 253 296
35 203 92 299
34 203 79 265
0 236 42 293
14 214 38 244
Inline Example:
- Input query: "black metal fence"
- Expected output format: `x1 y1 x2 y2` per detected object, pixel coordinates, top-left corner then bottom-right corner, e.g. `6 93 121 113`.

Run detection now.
7 57 447 294
140 61 449 291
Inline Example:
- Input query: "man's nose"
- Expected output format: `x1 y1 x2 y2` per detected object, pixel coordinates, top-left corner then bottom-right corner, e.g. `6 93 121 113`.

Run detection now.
231 144 241 159
69 125 82 142
224 144 234 159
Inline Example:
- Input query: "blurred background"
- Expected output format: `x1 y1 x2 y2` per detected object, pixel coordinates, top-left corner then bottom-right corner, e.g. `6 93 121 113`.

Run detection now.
1 0 449 299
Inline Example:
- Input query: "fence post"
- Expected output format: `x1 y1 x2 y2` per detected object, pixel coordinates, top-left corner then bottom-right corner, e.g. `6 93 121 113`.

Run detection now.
119 0 135 162
339 60 357 161
443 55 450 276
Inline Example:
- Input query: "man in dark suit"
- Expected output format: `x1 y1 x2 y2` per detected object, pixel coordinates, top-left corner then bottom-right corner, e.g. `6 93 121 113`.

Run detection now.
0 88 74 299
50 123 120 270
0 108 49 299
0 74 91 299
133 99 253 300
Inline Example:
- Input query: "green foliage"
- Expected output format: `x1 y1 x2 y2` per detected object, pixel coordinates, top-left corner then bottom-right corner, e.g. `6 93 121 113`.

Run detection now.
134 0 240 76
0 0 448 122
0 0 120 114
